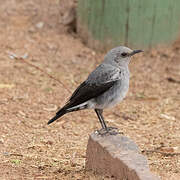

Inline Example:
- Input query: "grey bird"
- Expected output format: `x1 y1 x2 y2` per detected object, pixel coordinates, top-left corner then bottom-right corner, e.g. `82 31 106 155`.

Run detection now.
48 46 143 133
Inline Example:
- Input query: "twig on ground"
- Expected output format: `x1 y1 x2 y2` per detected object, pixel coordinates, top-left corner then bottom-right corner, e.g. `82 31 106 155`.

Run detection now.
167 77 180 84
142 149 180 156
12 56 71 93
10 153 23 157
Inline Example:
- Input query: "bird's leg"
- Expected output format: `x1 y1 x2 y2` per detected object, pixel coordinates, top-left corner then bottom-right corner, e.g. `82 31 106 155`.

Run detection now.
95 109 119 136
95 109 107 130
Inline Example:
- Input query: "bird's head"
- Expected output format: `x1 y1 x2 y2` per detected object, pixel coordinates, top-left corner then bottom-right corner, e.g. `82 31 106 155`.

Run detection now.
104 46 143 67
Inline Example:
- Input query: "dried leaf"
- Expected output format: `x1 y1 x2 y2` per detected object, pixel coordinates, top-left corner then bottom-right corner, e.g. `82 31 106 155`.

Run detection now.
36 21 44 29
160 114 175 120
44 104 57 112
18 111 26 117
0 84 14 89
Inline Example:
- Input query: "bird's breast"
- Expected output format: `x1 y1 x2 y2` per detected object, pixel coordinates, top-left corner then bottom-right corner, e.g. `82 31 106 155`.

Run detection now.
93 75 130 109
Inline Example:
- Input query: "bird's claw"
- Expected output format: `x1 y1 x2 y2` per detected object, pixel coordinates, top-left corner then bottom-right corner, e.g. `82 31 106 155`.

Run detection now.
96 127 122 136
107 126 118 130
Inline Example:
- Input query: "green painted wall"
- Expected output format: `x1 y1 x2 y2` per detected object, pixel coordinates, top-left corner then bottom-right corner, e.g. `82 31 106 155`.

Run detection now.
77 0 180 50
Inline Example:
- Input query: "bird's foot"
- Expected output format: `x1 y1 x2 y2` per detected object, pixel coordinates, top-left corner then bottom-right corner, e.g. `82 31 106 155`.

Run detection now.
96 127 123 136
106 126 118 130
107 127 124 135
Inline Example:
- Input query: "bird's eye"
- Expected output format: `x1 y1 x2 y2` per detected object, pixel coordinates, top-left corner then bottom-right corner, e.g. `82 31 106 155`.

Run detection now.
121 52 128 57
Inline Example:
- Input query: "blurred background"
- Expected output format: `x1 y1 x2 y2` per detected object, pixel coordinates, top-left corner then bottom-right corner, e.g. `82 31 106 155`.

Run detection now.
0 0 179 179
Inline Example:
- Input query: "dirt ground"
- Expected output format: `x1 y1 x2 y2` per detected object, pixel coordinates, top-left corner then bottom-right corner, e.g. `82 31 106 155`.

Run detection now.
0 0 180 179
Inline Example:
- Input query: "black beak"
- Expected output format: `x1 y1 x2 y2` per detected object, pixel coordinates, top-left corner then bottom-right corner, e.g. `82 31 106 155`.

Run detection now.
130 49 143 56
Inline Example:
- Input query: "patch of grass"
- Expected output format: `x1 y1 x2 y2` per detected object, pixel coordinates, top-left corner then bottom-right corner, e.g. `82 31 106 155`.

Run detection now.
136 92 145 99
11 159 21 165
44 87 53 92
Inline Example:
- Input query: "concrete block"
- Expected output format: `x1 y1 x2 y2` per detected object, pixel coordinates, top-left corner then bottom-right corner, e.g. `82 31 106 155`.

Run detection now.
86 132 160 180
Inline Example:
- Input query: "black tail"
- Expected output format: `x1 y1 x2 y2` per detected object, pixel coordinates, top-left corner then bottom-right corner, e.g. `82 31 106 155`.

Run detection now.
47 104 88 125
47 108 66 125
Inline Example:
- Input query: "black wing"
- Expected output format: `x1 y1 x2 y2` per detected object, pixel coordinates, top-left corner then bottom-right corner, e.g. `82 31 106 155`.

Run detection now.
64 80 116 109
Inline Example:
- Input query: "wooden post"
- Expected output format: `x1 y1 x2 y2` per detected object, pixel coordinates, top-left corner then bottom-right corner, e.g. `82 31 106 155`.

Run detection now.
86 132 160 180
77 0 180 51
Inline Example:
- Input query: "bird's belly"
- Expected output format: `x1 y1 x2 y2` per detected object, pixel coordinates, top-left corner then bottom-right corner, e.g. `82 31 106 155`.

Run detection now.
92 80 129 109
